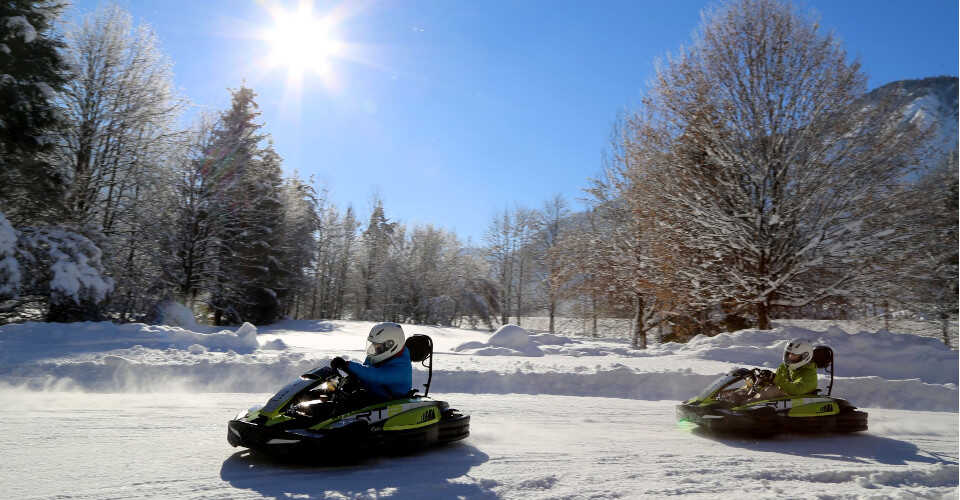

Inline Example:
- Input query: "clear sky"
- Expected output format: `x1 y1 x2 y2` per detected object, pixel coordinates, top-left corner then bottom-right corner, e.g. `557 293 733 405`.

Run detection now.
66 0 958 244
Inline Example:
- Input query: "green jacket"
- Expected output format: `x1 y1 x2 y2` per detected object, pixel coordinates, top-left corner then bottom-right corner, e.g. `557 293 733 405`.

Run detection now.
773 362 818 395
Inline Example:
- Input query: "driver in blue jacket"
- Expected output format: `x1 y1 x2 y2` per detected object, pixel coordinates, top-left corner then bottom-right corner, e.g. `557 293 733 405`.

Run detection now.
330 322 412 401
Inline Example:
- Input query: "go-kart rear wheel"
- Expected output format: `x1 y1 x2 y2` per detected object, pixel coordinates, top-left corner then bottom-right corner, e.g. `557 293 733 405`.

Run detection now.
438 408 470 443
835 409 868 432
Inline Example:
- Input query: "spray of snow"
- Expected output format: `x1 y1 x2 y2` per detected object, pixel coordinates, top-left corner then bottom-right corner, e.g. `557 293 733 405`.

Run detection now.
156 301 200 330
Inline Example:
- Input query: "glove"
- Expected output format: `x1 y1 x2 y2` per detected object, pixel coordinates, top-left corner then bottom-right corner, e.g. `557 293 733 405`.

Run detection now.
730 368 751 378
754 368 775 383
330 357 348 373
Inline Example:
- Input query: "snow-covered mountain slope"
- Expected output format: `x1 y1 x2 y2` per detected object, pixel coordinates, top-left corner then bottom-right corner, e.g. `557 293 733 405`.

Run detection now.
865 76 958 163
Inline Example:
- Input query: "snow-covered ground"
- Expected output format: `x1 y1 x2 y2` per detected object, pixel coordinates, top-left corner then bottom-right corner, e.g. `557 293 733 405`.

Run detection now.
0 319 956 498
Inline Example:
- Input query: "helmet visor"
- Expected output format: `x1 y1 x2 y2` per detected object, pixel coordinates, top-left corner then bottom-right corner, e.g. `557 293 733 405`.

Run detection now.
367 339 396 357
785 352 806 364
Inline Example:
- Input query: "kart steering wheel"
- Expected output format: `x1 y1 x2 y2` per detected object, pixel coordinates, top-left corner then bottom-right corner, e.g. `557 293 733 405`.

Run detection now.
751 368 775 388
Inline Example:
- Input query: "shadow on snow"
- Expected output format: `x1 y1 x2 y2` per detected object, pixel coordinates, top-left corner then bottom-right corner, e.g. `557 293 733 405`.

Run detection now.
693 428 958 466
220 442 497 499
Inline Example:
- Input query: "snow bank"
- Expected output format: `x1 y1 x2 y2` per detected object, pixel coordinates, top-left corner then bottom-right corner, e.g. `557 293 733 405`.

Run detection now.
659 325 958 385
0 320 955 411
489 324 531 348
0 320 260 363
454 325 577 357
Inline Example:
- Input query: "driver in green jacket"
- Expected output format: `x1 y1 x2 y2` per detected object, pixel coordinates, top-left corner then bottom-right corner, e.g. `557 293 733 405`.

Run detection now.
751 339 818 400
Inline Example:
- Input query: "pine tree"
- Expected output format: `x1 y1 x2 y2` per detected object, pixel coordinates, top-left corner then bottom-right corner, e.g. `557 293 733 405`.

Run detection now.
360 199 395 320
0 0 70 224
204 86 286 325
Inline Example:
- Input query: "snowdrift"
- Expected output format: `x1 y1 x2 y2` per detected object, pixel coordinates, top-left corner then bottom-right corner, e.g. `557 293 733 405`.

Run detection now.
453 324 577 356
0 319 955 412
0 320 260 363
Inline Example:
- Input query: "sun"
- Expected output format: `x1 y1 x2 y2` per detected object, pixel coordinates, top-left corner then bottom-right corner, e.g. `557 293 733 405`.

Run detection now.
262 2 344 82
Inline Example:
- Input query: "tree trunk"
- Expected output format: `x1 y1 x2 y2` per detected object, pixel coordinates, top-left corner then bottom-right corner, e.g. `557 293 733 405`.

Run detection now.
548 296 555 333
591 292 598 337
883 300 890 331
942 311 951 347
756 300 771 330
633 293 646 349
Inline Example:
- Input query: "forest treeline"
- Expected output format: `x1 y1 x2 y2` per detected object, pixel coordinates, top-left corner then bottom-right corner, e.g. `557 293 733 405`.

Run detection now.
1 0 956 346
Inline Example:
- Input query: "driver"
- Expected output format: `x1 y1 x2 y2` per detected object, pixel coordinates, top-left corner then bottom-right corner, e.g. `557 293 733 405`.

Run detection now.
726 339 818 403
329 322 413 402
750 339 818 400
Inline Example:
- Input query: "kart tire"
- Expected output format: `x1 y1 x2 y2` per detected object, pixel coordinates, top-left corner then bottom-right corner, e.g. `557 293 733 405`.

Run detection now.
835 410 868 432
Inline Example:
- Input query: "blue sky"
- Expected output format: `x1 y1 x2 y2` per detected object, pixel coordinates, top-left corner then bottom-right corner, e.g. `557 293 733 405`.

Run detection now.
68 0 958 244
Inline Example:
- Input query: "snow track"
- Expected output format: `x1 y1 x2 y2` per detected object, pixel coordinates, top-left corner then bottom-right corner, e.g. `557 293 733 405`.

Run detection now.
1 391 955 499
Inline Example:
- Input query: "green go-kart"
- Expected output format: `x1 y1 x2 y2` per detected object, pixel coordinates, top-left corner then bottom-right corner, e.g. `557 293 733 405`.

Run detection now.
228 334 470 459
676 345 867 436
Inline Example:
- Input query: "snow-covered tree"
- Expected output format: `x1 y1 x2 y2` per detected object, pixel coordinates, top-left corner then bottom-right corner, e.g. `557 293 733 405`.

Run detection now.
585 130 672 349
58 5 182 230
0 211 114 322
0 0 70 225
0 212 22 300
628 0 928 330
277 174 320 318
485 209 515 325
156 115 221 310
203 86 286 325
880 151 959 344
358 198 396 320
53 5 184 320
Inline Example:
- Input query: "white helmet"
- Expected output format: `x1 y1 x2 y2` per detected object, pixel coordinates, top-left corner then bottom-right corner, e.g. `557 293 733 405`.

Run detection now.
366 322 405 364
783 339 814 370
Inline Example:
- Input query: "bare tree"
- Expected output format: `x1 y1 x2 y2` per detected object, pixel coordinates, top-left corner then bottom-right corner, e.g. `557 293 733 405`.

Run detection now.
538 194 569 333
586 126 672 349
632 0 927 329
485 209 515 325
58 5 183 230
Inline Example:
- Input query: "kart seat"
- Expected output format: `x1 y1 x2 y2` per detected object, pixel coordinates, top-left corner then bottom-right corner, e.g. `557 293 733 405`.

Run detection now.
812 345 833 368
406 334 433 363
811 345 835 396
405 334 435 397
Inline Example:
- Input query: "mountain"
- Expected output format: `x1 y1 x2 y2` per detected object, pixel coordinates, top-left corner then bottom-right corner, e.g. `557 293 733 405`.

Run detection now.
865 76 959 166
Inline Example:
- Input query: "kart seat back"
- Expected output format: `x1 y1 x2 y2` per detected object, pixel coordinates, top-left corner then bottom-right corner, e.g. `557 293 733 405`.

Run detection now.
812 345 835 396
406 334 433 362
405 334 434 396
812 345 833 368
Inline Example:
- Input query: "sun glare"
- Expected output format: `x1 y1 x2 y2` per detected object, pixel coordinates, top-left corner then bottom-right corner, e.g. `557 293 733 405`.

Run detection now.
261 2 345 89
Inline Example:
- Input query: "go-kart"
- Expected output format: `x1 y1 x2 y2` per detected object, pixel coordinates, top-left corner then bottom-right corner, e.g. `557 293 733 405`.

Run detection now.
227 334 470 458
676 345 868 436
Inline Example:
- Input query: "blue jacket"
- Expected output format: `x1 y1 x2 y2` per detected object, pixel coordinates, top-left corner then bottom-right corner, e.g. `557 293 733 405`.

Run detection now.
345 348 412 400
